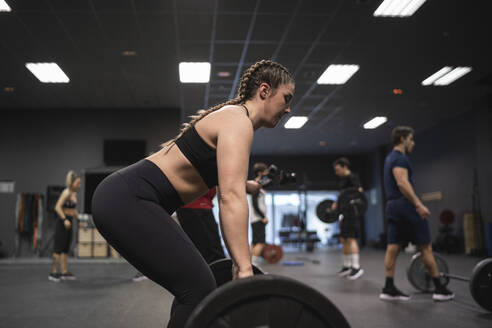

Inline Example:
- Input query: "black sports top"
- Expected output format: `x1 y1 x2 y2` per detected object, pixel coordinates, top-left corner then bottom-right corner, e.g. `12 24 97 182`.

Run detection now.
63 197 77 209
175 105 249 188
175 126 218 188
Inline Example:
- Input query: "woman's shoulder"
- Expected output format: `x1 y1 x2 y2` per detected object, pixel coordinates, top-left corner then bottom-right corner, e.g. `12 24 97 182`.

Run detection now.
209 105 250 125
196 104 252 139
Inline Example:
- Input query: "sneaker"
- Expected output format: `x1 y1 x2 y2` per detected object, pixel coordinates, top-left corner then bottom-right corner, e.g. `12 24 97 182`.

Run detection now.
337 267 351 277
347 268 364 280
379 285 411 301
60 272 77 281
48 272 60 282
433 287 455 301
132 272 148 282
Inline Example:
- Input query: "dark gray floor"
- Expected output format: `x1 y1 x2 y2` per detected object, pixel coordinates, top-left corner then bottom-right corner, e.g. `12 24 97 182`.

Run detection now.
1 249 491 328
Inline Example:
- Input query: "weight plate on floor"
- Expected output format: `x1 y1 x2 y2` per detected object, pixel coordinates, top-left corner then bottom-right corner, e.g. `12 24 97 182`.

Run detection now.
209 258 263 287
469 258 492 312
316 199 338 223
185 274 351 328
262 244 284 264
407 252 449 292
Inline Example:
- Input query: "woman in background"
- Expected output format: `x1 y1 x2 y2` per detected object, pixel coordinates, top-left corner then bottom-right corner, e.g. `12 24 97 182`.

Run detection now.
49 170 81 282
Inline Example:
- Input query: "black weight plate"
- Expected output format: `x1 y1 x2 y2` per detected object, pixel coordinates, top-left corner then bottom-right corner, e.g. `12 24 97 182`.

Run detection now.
407 252 449 292
316 199 338 223
338 188 368 217
469 258 492 312
185 275 351 328
209 258 263 287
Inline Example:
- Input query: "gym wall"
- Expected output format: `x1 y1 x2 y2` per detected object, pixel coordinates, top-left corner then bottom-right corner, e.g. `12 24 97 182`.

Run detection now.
0 107 180 257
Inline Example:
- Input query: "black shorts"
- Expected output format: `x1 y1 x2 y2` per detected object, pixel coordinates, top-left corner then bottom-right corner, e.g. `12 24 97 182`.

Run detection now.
339 215 359 239
251 221 266 244
386 198 431 245
53 216 73 254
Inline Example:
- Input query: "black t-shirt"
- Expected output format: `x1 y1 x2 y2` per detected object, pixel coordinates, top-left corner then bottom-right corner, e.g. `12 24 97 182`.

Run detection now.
337 172 362 220
338 172 361 192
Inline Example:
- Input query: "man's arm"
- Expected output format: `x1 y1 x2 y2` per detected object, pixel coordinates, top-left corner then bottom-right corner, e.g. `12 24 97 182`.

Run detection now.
246 180 261 194
251 192 266 218
351 174 364 193
392 167 430 219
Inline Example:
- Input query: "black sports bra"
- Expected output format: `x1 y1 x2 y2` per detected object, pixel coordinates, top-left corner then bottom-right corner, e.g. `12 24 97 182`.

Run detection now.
63 198 76 209
174 105 249 188
175 126 218 188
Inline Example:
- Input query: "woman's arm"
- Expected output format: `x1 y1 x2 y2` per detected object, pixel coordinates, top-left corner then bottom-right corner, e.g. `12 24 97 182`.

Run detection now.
54 189 70 220
216 110 254 278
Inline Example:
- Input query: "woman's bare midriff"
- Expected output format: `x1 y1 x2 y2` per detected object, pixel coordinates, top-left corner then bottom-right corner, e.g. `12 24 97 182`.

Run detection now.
62 209 77 217
146 144 211 205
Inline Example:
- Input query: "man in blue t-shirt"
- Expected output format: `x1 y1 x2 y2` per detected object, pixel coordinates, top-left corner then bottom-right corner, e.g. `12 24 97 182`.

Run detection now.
380 126 454 302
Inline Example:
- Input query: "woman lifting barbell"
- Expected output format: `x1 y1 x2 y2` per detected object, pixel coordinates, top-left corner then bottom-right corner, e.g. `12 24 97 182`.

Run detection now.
91 60 294 328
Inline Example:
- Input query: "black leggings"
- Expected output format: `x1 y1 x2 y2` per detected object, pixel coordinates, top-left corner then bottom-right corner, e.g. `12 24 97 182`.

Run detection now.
91 159 216 328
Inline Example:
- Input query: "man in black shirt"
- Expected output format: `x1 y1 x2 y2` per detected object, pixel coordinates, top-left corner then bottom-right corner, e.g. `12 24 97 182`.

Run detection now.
332 157 364 280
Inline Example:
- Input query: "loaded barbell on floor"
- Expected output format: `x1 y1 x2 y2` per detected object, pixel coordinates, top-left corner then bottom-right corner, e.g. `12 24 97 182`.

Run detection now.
186 258 351 328
316 188 368 224
407 252 492 312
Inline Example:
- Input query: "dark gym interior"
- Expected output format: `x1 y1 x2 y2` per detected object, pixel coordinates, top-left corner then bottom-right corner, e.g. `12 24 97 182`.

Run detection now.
1 1 491 327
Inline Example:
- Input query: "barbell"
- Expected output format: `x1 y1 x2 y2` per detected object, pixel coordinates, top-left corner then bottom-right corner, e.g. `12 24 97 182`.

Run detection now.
407 252 492 312
186 258 351 328
316 188 368 224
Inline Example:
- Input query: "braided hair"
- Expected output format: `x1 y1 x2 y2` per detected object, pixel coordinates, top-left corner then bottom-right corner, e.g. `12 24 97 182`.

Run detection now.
162 59 294 148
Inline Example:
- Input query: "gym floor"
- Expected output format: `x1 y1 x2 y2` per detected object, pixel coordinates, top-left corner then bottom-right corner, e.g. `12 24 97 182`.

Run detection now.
1 249 490 328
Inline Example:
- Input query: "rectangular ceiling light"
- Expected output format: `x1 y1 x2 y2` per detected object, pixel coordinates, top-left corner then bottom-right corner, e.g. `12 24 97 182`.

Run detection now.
0 0 11 12
373 0 427 17
284 116 308 129
179 62 211 83
25 63 70 83
421 66 472 86
434 67 472 85
421 66 452 86
363 116 387 129
317 65 359 85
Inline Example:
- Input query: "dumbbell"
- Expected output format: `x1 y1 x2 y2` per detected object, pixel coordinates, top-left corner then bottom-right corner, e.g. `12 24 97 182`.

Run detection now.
407 252 492 312
186 258 351 328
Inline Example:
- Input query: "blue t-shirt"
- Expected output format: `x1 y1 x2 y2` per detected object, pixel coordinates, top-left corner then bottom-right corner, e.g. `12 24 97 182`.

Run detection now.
383 150 414 201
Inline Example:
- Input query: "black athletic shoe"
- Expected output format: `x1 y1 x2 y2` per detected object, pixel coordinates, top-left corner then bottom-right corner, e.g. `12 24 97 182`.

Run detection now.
48 272 60 282
338 267 351 277
379 285 411 301
60 272 76 281
433 287 455 301
347 268 364 280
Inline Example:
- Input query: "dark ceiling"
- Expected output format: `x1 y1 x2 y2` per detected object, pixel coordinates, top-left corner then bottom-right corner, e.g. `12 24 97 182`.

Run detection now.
0 0 491 154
